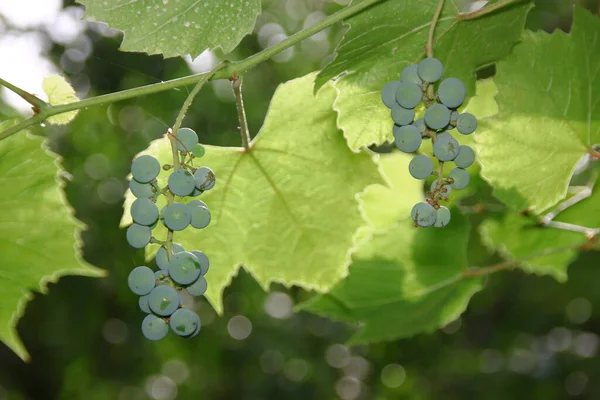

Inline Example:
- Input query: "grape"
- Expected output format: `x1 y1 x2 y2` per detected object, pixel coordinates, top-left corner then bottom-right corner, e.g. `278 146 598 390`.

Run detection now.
175 128 199 153
190 187 203 197
445 123 455 131
131 198 159 226
454 145 475 168
128 266 156 295
409 155 434 180
395 82 422 109
168 169 196 197
126 223 151 248
190 250 209 275
194 167 216 191
381 81 401 108
139 295 151 313
391 105 415 126
188 202 211 229
424 104 451 130
192 143 206 158
129 179 154 198
155 243 185 270
163 203 192 231
449 167 470 190
394 125 422 153
189 199 207 209
155 270 170 283
131 155 160 183
411 202 437 227
412 117 427 136
433 132 460 161
437 78 466 109
148 285 181 317
141 314 169 341
456 113 477 135
450 110 459 123
434 206 451 228
417 57 444 83
169 308 201 337
186 276 208 296
430 179 452 197
168 251 201 285
400 64 422 85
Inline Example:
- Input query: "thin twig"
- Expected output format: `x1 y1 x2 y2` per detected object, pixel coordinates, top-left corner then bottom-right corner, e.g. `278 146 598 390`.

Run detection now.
457 0 526 21
0 77 47 110
231 76 251 151
426 0 446 58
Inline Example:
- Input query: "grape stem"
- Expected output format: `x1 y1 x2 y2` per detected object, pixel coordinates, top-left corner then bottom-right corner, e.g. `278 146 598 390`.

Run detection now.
426 0 445 58
457 0 527 22
231 75 251 151
0 0 386 141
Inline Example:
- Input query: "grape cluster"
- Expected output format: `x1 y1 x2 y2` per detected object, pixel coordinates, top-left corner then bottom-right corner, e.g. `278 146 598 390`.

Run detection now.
381 57 477 228
125 127 215 341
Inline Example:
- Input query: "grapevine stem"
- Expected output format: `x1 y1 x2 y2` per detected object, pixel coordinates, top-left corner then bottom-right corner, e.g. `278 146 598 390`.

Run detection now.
426 0 445 58
231 76 251 151
0 77 48 110
457 0 526 22
0 0 386 141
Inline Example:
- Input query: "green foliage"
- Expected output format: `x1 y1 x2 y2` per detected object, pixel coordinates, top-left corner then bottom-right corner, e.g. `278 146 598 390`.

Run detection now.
42 75 80 125
315 0 532 150
0 120 104 360
121 73 382 313
477 7 600 213
301 153 482 343
78 0 261 57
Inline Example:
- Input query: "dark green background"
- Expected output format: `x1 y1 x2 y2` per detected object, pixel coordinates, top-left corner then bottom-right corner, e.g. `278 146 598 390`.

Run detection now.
1 0 600 399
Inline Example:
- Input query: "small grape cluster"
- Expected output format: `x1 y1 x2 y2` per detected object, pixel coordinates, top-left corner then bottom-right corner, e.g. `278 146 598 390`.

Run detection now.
381 57 477 228
125 127 216 341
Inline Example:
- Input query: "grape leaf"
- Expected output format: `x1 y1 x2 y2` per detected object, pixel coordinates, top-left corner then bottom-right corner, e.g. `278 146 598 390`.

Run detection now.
42 75 79 125
480 174 600 282
0 122 105 361
121 73 383 313
300 154 482 344
316 0 531 151
78 0 261 58
477 7 600 213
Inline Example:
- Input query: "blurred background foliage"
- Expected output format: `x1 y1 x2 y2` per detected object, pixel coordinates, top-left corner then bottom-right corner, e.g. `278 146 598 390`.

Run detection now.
1 0 600 399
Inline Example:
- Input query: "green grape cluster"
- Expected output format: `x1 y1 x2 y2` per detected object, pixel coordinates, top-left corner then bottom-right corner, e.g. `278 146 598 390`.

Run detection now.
125 127 215 341
381 58 478 228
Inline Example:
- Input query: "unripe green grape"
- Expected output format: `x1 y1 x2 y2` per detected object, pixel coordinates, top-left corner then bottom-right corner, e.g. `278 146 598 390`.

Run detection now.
128 266 156 296
400 64 422 85
454 145 475 168
409 155 434 180
411 202 437 227
129 179 154 198
381 81 401 108
169 308 201 337
168 251 201 285
192 144 206 158
417 57 444 83
449 167 470 190
391 105 415 126
168 169 196 197
186 276 208 296
131 198 159 226
457 113 477 135
141 314 169 341
175 127 199 153
155 243 185 270
190 250 209 276
394 125 422 153
394 82 423 109
194 167 216 191
424 103 451 130
131 155 160 183
433 132 460 161
163 203 192 231
148 285 181 317
126 223 151 248
437 77 466 109
434 206 451 228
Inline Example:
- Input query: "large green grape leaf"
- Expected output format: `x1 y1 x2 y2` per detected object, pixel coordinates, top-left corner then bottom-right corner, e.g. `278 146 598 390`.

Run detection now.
0 121 105 361
78 0 261 58
477 7 600 213
316 0 531 151
480 173 600 282
300 154 483 344
121 73 383 313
